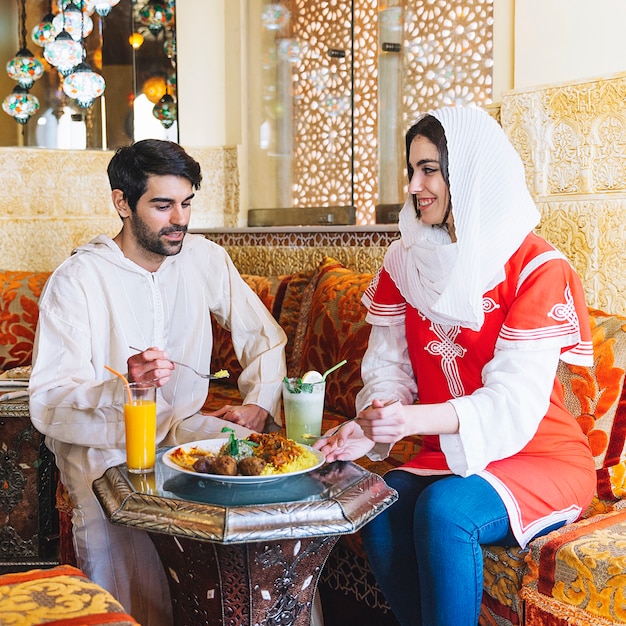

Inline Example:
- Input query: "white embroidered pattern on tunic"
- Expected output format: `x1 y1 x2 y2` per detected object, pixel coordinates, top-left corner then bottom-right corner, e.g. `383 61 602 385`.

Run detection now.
483 297 500 313
500 283 580 343
425 324 467 397
548 284 579 332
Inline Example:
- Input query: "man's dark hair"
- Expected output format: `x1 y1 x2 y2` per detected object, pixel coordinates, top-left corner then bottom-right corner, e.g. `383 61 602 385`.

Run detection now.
107 139 202 211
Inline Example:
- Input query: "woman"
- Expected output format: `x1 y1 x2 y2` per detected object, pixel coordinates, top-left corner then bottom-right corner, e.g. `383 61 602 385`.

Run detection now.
315 107 595 625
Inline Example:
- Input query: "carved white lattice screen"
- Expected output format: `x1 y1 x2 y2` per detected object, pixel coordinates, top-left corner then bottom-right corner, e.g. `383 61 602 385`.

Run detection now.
257 0 493 224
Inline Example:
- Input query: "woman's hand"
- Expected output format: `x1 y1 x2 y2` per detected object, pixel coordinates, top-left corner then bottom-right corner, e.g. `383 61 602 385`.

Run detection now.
313 420 375 461
357 399 407 444
128 346 174 386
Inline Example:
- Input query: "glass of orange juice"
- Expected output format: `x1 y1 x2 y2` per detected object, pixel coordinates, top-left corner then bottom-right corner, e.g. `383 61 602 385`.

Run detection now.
124 382 157 473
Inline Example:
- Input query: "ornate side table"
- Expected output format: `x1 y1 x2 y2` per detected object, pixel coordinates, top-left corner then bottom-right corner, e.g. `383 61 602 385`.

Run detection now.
93 451 397 626
0 399 58 571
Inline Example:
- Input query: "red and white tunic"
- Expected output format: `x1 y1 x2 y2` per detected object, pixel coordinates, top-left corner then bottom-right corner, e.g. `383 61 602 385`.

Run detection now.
361 232 595 547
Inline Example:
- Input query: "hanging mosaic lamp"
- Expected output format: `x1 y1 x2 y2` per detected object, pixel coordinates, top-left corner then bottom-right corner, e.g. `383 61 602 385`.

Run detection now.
53 2 93 42
58 0 94 16
128 31 144 50
6 48 44 89
44 29 84 75
2 85 39 124
152 93 176 128
261 4 291 31
7 0 45 90
31 11 57 47
63 61 105 108
163 32 176 61
138 0 175 36
94 0 120 17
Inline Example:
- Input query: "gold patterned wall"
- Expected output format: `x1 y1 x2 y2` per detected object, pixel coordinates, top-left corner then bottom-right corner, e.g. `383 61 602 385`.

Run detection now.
0 146 238 272
501 73 626 316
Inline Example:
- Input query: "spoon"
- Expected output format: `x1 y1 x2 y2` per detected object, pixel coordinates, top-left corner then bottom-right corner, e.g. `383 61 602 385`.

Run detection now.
302 399 400 441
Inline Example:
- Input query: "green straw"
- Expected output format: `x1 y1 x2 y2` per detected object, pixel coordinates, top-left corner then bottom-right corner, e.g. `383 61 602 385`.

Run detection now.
322 359 347 380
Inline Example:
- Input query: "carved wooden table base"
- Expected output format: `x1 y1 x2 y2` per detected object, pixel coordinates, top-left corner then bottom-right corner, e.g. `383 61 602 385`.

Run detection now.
149 533 338 626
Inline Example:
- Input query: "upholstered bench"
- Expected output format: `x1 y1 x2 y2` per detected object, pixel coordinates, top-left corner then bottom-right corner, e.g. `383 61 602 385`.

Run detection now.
0 564 138 625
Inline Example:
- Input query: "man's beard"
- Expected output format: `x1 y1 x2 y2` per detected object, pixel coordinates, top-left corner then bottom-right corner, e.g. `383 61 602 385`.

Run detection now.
130 214 187 257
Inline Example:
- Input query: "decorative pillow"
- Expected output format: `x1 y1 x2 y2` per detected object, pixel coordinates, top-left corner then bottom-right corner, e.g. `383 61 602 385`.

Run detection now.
210 274 285 385
211 271 319 386
0 271 50 370
295 258 374 417
558 308 626 500
0 564 139 624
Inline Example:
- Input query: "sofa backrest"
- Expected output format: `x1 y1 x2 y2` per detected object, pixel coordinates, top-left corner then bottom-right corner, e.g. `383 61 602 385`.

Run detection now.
5 263 626 504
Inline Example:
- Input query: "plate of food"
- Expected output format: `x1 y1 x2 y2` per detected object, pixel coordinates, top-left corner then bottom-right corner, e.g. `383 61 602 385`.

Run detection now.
162 432 326 483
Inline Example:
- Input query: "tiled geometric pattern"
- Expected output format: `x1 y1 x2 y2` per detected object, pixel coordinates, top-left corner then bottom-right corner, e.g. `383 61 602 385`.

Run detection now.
501 73 626 317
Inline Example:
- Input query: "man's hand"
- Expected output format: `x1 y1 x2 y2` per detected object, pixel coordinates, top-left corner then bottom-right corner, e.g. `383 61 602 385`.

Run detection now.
128 346 174 387
206 404 269 432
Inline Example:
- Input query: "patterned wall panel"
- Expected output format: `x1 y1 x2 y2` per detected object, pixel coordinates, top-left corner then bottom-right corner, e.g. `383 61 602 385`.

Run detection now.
0 146 238 272
501 73 626 316
402 0 493 124
253 0 493 225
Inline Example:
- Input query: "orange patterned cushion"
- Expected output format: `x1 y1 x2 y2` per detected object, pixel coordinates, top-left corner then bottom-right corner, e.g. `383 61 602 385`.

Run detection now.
0 564 138 624
0 270 50 370
294 258 373 417
210 271 319 385
558 308 626 500
210 274 286 385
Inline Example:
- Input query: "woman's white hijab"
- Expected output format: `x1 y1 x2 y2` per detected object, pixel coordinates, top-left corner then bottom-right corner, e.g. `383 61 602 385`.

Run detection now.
383 106 540 330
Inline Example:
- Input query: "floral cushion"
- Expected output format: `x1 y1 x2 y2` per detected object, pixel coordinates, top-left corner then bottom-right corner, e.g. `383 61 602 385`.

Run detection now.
0 271 50 370
558 308 626 500
0 564 138 625
210 274 288 385
293 258 373 417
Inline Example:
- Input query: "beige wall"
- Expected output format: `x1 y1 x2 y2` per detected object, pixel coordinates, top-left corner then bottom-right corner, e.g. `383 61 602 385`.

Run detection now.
0 145 238 271
514 0 626 89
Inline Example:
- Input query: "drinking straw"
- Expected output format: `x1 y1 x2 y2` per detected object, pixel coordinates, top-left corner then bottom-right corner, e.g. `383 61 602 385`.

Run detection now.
322 359 347 380
105 365 132 404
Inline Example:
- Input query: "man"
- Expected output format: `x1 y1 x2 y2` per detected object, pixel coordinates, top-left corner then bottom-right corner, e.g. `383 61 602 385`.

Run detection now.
29 139 287 626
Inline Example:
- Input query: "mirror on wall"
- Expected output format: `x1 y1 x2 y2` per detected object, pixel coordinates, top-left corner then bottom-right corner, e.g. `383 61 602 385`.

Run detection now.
0 0 177 150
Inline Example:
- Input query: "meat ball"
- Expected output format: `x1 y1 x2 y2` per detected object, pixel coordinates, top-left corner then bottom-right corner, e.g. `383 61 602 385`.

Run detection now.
211 455 238 476
238 456 267 476
193 456 215 474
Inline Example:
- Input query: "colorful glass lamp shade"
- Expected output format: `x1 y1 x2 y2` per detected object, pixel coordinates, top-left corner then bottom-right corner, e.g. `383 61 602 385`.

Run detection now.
6 48 44 89
138 0 175 36
153 93 176 128
2 86 39 124
53 3 93 42
31 13 57 47
94 0 120 17
63 61 105 108
44 30 84 75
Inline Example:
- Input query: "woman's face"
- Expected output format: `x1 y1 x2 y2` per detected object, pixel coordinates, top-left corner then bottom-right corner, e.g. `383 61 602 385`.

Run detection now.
408 134 453 231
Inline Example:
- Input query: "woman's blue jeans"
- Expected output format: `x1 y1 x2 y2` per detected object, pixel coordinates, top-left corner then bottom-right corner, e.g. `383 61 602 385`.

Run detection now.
360 471 519 626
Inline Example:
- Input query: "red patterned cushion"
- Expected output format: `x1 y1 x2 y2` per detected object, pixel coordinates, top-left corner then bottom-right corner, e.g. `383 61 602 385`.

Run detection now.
294 258 373 417
558 308 626 500
211 271 317 385
0 271 50 370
